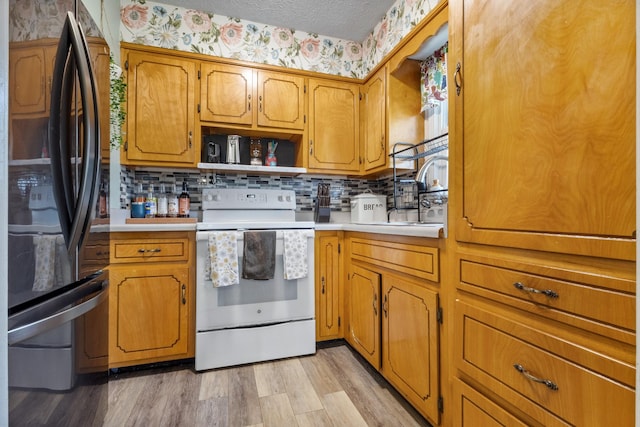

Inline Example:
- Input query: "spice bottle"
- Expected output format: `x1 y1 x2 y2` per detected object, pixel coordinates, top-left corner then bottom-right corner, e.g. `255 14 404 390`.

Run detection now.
168 184 179 218
157 183 168 217
144 184 157 218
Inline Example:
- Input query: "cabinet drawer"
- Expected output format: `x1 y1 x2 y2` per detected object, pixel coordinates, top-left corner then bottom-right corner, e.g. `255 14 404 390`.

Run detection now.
455 300 634 426
350 238 439 282
111 238 190 263
452 378 529 427
458 255 635 344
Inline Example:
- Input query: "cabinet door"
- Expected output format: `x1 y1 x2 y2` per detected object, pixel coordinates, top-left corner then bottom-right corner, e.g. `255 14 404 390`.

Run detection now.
382 274 440 424
89 41 111 162
257 70 305 130
362 67 387 172
200 62 254 125
308 79 360 174
451 0 635 260
124 51 197 166
347 264 380 369
9 46 49 115
109 265 190 366
315 233 342 341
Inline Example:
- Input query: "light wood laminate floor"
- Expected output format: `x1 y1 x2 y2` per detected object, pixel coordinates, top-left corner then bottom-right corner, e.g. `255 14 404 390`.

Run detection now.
106 343 432 427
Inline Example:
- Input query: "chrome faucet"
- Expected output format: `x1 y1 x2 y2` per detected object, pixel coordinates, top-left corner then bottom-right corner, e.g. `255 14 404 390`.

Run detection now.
415 155 448 191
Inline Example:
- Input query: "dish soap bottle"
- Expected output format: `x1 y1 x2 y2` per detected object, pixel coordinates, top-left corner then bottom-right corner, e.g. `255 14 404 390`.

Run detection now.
178 181 190 218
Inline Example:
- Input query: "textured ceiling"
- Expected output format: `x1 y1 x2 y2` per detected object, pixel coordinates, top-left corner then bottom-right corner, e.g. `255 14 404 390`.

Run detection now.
164 0 397 41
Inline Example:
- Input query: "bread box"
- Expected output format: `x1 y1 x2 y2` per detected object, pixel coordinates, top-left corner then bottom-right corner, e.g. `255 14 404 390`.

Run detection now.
350 192 387 223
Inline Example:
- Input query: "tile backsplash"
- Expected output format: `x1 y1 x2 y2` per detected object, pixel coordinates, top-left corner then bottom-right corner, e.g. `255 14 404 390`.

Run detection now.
118 139 446 216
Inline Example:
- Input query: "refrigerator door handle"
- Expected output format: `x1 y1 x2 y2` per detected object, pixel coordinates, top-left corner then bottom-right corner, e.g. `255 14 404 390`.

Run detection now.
48 12 101 253
8 283 108 346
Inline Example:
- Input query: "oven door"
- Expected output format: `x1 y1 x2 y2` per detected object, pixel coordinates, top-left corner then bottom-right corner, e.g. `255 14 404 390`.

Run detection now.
196 229 315 331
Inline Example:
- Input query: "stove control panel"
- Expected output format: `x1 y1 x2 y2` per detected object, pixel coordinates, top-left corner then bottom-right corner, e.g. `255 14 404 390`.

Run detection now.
202 188 297 211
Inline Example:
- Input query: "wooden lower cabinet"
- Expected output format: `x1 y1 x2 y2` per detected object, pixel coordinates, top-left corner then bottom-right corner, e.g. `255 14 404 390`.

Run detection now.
109 232 195 368
346 264 380 369
452 378 528 427
382 273 440 424
345 234 442 425
315 231 343 341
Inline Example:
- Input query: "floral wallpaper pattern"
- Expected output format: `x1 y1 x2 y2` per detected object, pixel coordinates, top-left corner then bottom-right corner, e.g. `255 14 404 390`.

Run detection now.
120 0 441 78
420 42 448 111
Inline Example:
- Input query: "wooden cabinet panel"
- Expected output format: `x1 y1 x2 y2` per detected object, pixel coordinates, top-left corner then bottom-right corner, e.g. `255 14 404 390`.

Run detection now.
109 231 195 368
109 265 190 365
350 237 439 282
382 273 440 424
123 50 197 166
458 254 635 344
9 45 54 115
200 62 253 125
308 79 360 174
112 238 190 263
451 0 635 260
89 40 112 162
347 264 380 369
452 378 529 427
315 232 342 341
200 63 305 130
455 299 635 426
361 67 386 172
257 70 305 130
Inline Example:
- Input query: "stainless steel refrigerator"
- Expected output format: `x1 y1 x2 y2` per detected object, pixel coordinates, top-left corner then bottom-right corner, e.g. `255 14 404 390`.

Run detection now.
7 0 110 424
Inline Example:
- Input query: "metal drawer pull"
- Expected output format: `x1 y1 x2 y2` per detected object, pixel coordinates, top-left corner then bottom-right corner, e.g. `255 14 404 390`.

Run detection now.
138 248 162 253
513 364 559 391
513 282 559 298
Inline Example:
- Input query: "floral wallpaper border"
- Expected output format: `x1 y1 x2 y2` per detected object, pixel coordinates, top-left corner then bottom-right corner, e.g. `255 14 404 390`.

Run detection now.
120 0 441 79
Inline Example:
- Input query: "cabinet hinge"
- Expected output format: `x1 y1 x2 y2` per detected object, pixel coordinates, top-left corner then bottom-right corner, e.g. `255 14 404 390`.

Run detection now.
359 92 363 101
304 115 306 124
304 84 307 94
198 104 201 113
198 69 201 79
124 60 129 70
338 243 341 254
338 316 341 327
436 306 443 324
438 396 444 413
124 141 128 151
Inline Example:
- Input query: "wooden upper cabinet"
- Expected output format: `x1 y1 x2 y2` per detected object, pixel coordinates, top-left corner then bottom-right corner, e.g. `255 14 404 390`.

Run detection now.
361 66 387 172
88 40 111 162
200 62 305 131
256 70 305 130
451 0 635 260
123 50 198 167
200 62 253 125
9 43 56 116
308 78 360 174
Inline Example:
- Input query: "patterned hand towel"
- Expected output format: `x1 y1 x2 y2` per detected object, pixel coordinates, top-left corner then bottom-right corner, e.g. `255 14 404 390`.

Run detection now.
283 230 308 280
208 231 239 287
242 231 276 280
32 235 56 291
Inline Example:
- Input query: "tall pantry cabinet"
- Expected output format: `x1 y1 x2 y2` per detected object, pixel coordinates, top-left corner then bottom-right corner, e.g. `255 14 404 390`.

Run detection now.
448 0 636 425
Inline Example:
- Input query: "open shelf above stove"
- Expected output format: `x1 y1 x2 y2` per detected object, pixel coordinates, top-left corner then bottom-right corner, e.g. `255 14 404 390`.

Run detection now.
197 162 306 176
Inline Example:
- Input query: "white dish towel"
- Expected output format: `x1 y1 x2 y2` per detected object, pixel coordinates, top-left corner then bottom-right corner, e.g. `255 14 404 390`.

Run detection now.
208 231 239 287
283 230 308 280
32 235 56 291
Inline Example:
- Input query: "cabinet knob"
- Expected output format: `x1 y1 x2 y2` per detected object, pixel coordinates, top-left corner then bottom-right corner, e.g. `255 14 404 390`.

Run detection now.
188 131 192 148
321 276 325 294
